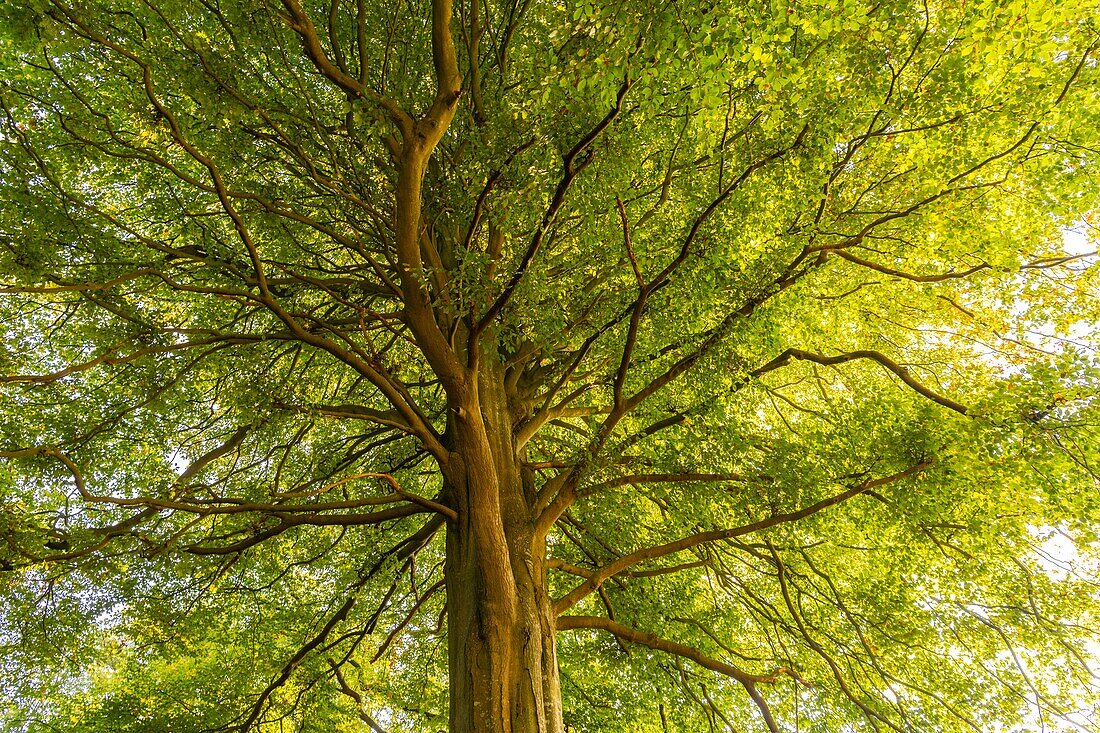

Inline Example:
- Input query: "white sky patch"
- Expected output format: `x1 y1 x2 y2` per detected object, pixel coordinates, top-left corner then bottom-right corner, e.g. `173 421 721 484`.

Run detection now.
1061 225 1095 257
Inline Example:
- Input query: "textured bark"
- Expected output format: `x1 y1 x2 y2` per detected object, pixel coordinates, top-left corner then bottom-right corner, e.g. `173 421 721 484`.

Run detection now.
444 362 562 733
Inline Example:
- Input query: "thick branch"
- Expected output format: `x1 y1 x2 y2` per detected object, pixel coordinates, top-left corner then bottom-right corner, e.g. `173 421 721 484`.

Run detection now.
389 0 467 394
280 0 413 137
752 348 968 415
556 615 768 683
832 249 989 283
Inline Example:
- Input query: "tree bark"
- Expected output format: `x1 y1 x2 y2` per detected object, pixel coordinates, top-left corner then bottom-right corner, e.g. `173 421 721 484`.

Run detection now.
444 361 563 733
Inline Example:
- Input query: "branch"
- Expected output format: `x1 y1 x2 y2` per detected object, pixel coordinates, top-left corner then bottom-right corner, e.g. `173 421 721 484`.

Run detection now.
556 616 785 733
556 615 772 683
0 447 442 561
547 556 710 579
426 0 463 123
832 247 1098 284
554 460 933 614
0 336 235 385
18 448 451 520
769 541 904 731
237 589 362 730
463 139 536 252
370 578 446 662
578 472 746 499
831 249 989 283
326 660 389 733
806 43 1094 261
515 395 605 450
752 348 968 415
363 472 457 521
173 424 252 490
472 75 632 344
271 401 414 433
0 269 155 294
647 122 810 292
236 518 441 731
535 249 828 532
183 506 428 556
612 196 647 408
280 0 413 138
389 0 467 393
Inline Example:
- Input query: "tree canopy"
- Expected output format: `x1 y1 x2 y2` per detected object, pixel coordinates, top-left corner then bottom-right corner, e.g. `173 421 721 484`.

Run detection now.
1 0 1099 731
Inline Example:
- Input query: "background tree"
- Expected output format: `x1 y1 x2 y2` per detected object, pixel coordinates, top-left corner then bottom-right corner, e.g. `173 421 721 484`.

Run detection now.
1 0 1099 731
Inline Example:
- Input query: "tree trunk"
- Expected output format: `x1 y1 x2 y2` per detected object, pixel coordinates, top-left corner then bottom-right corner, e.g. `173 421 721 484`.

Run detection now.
444 362 563 733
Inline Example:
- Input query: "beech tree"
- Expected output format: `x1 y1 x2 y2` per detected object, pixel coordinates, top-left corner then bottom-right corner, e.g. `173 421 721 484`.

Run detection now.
2 0 1099 731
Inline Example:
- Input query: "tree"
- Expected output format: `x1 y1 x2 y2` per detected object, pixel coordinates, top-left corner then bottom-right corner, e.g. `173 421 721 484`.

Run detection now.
1 0 1099 730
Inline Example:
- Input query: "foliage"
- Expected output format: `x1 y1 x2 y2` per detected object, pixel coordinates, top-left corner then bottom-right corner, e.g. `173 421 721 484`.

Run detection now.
1 0 1099 731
